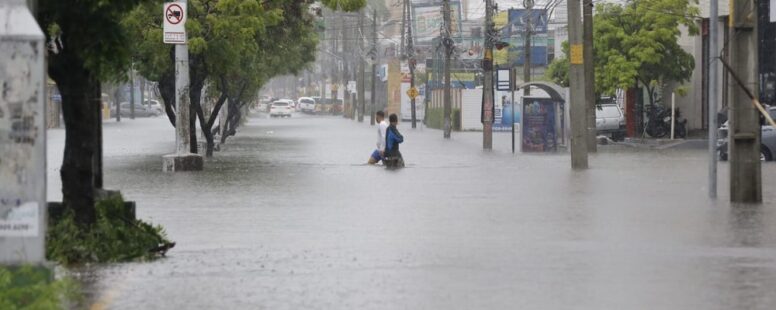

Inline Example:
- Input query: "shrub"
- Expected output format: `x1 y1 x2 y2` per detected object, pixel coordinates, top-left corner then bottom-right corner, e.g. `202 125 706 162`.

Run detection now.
46 196 173 265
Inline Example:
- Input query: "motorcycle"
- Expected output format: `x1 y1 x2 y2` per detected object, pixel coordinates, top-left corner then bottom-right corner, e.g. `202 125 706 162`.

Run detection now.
644 105 687 138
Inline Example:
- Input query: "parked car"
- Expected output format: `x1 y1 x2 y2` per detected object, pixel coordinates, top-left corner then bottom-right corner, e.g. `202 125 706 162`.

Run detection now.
595 103 626 141
269 101 293 118
298 97 316 113
143 99 164 114
718 106 776 161
110 102 161 118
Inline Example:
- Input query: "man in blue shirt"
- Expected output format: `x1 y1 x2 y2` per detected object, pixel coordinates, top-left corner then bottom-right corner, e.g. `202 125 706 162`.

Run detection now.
384 114 404 168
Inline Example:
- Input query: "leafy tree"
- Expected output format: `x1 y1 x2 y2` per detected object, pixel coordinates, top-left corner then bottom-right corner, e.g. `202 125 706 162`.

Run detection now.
124 0 364 156
38 0 143 225
546 42 570 87
545 0 699 107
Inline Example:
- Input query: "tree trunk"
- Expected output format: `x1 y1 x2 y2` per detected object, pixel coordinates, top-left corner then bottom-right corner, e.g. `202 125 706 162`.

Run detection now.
159 69 176 127
50 57 99 226
193 92 227 157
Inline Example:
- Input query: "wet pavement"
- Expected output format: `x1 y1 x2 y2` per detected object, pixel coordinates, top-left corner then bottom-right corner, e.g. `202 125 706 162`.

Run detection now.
46 112 776 309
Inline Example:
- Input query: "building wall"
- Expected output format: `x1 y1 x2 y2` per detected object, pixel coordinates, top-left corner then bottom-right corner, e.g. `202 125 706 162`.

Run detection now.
667 24 704 130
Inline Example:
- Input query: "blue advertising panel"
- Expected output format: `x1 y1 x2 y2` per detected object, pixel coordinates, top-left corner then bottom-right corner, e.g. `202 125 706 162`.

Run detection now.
514 46 548 66
522 98 558 152
494 93 522 131
505 9 549 35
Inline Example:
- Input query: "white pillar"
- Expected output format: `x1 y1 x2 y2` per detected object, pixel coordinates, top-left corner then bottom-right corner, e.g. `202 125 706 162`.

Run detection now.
0 0 47 264
175 43 190 154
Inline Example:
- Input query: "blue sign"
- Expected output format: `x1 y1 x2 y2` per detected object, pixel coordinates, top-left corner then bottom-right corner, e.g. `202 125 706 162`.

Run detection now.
505 9 549 35
522 98 558 152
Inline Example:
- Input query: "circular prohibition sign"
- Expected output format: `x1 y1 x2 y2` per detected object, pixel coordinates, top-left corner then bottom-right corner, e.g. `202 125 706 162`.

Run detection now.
166 4 184 25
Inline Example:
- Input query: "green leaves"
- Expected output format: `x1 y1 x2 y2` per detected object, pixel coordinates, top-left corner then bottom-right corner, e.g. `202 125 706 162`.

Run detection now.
321 0 367 12
546 0 698 97
46 195 171 265
0 266 79 310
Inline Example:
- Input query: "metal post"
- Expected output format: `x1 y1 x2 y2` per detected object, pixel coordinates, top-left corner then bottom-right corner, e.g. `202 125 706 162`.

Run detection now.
671 92 676 140
524 0 533 97
443 0 453 138
708 0 719 198
583 0 596 152
483 0 494 149
728 0 761 203
568 0 588 169
511 67 516 153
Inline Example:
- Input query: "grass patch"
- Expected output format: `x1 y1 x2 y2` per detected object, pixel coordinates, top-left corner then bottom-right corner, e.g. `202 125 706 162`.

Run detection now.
46 195 173 265
425 107 461 130
0 266 78 309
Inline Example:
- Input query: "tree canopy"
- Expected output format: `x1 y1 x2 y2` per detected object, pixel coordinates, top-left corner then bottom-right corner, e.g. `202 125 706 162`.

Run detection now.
123 0 364 155
546 0 699 104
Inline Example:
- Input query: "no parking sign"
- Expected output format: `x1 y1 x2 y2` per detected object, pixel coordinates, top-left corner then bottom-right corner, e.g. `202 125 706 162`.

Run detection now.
163 2 186 44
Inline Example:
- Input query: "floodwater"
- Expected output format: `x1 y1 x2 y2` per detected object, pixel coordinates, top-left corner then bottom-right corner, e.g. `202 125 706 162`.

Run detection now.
46 113 776 309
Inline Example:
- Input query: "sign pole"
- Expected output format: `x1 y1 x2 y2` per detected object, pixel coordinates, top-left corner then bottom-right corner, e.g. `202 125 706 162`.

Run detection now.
162 0 202 172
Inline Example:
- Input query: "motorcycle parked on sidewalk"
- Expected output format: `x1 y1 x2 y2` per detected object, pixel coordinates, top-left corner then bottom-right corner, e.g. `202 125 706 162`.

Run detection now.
644 105 687 138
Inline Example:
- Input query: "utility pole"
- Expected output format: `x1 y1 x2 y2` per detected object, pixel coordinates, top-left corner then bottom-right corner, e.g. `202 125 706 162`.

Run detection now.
321 10 328 113
728 0 761 203
130 69 136 119
523 0 533 97
482 0 495 149
401 0 406 57
407 0 418 129
443 0 453 139
115 87 121 122
583 0 596 152
370 8 378 126
568 0 588 169
707 0 719 198
358 10 366 122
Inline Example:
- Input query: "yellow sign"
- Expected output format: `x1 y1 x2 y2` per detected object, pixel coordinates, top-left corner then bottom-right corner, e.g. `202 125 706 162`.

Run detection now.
406 87 419 99
570 44 583 65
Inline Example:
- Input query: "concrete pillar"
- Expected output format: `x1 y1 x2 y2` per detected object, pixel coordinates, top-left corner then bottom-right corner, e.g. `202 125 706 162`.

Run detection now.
728 0 761 203
162 0 202 172
0 0 47 264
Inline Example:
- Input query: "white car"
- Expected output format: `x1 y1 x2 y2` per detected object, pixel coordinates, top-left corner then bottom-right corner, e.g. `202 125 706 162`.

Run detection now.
298 97 316 113
269 101 293 118
143 99 164 114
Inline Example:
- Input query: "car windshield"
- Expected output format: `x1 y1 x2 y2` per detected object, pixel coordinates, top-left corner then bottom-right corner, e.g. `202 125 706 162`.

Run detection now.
273 102 288 107
597 105 621 118
300 99 314 104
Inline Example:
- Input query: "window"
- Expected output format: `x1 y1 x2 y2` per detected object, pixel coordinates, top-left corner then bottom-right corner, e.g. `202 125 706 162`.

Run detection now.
597 105 622 118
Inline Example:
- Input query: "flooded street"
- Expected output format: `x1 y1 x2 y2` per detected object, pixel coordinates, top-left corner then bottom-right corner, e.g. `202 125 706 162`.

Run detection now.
47 113 776 309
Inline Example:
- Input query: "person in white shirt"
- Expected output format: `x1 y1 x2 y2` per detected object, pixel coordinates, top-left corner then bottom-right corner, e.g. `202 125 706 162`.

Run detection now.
368 111 389 164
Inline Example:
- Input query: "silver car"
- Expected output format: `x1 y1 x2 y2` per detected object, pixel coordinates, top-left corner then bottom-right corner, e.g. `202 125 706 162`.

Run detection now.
595 103 626 141
718 107 776 161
